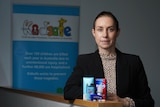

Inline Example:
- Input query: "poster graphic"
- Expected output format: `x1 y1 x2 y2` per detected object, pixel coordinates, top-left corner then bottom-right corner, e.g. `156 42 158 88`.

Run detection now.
12 4 80 94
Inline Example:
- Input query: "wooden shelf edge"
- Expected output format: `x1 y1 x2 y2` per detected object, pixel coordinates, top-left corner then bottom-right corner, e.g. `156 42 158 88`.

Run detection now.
0 87 122 107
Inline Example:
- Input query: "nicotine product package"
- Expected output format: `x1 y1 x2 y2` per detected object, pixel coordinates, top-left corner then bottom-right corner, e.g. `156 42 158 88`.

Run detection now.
95 78 107 100
83 77 95 100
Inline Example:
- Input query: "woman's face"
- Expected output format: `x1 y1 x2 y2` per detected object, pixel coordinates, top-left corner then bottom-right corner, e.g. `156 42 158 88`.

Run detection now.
92 16 120 52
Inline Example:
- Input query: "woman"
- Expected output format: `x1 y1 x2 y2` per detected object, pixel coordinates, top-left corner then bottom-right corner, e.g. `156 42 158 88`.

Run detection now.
64 11 154 107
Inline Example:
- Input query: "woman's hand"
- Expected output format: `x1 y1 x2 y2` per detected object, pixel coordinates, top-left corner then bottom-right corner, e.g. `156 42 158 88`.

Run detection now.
107 92 129 107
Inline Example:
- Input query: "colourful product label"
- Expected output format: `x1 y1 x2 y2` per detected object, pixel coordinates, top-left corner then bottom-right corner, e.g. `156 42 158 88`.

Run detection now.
83 77 95 100
96 78 107 100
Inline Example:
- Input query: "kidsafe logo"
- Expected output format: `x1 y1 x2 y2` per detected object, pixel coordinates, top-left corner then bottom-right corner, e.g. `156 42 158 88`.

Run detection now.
22 18 71 37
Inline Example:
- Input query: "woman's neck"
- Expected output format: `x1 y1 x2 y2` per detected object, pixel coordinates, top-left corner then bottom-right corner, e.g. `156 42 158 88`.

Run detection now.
99 48 116 56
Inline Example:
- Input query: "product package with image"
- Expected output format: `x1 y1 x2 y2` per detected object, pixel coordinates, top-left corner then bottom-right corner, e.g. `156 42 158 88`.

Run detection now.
83 77 95 100
95 78 107 100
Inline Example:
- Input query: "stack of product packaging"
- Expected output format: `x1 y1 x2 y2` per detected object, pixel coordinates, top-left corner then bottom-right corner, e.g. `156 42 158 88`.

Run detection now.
83 77 107 101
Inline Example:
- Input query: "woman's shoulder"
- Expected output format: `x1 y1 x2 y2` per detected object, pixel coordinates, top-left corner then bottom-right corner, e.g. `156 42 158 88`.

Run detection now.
79 52 96 56
77 50 100 62
117 49 142 64
117 48 139 58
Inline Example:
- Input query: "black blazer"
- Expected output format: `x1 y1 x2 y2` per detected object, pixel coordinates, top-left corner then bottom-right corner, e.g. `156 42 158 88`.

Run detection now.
64 49 154 107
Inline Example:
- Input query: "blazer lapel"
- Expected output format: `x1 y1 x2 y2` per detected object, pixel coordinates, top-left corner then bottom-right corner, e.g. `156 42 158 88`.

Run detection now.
93 50 104 77
116 50 130 97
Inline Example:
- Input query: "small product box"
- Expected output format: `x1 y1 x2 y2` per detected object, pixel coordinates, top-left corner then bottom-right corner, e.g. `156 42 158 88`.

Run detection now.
95 78 107 100
83 77 95 100
90 94 103 101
